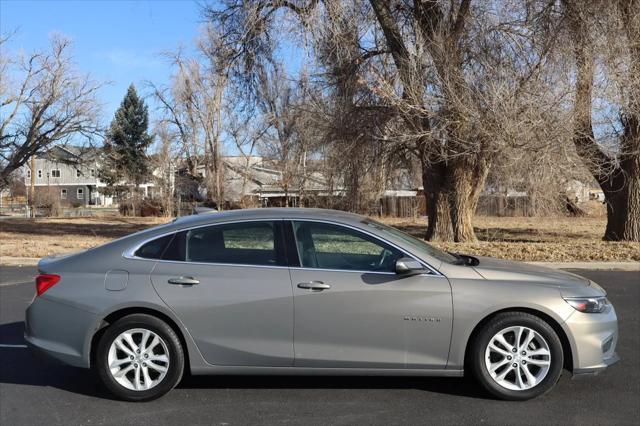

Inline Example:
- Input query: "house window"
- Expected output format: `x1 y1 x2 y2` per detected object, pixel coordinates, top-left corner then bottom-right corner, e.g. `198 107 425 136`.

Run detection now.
51 169 61 178
26 169 31 178
76 170 81 178
90 169 95 177
61 189 67 199
77 188 84 199
37 170 42 179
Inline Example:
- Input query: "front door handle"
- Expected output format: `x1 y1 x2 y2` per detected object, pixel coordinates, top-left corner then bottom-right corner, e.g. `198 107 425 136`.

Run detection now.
168 276 200 285
297 281 331 291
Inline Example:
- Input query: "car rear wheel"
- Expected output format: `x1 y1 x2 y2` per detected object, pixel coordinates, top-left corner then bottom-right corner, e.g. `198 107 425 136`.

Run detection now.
470 312 564 400
96 314 184 401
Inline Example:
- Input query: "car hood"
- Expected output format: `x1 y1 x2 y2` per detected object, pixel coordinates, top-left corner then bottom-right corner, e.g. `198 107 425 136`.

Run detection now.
471 256 590 288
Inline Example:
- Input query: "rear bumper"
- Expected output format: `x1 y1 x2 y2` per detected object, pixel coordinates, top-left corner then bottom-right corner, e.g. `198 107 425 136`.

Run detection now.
564 303 619 374
24 296 97 369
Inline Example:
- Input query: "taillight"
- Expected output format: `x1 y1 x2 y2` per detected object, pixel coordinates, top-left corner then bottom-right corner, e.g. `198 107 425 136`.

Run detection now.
36 274 61 296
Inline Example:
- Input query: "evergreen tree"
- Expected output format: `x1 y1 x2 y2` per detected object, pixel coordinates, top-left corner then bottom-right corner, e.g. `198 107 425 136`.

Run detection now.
101 84 153 215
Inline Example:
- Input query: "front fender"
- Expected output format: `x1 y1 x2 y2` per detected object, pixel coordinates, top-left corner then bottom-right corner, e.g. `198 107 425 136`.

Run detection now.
446 279 576 369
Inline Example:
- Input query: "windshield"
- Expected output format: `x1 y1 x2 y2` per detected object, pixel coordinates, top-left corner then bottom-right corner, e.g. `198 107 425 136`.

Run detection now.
361 219 459 264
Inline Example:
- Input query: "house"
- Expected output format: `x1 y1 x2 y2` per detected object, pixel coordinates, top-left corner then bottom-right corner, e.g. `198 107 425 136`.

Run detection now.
23 146 167 207
186 156 345 207
23 146 113 207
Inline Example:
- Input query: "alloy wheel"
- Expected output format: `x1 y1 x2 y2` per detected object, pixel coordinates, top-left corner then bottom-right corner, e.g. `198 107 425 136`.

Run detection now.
107 328 171 391
484 326 551 391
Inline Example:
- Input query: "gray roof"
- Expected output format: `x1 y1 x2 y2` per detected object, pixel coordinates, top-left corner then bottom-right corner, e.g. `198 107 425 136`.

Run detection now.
42 145 101 163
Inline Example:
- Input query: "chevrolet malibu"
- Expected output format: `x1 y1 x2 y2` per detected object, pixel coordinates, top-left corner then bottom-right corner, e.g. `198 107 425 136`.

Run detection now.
25 208 619 401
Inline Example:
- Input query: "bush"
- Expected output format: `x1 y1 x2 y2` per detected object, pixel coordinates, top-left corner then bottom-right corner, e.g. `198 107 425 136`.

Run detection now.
119 199 165 217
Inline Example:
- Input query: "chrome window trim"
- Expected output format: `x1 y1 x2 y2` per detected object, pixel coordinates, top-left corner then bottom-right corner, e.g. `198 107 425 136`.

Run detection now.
122 216 442 276
289 218 442 276
289 266 416 276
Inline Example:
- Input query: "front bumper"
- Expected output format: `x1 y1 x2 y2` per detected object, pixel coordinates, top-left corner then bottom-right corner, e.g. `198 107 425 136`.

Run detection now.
573 352 620 376
563 303 620 375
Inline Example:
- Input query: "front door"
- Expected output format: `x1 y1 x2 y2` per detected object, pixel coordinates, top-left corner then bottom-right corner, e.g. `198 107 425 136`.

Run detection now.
289 220 452 369
150 220 294 367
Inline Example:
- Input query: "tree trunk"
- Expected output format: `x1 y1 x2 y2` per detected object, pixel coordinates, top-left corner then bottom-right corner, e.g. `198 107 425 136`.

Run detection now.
449 158 490 242
29 155 36 218
214 148 223 210
602 113 640 241
422 160 453 241
568 0 640 241
131 185 138 217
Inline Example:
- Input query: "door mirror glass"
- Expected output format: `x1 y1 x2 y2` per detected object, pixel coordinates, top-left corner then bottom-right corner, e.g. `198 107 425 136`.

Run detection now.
395 257 426 275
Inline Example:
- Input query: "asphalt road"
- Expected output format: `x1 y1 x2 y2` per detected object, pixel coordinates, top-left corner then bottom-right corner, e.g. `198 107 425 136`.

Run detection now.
1 266 638 425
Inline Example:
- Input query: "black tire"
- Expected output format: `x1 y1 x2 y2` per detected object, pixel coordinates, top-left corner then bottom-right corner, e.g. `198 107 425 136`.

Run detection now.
95 314 184 402
470 312 564 401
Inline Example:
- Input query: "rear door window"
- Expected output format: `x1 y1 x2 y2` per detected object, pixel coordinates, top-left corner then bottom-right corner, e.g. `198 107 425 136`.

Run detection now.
135 234 174 259
185 221 285 266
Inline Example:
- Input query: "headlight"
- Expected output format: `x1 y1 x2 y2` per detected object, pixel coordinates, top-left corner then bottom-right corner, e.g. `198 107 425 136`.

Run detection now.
563 296 608 313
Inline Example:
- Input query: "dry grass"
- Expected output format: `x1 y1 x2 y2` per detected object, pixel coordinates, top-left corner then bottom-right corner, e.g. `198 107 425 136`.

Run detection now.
0 214 638 262
0 216 171 259
378 216 640 262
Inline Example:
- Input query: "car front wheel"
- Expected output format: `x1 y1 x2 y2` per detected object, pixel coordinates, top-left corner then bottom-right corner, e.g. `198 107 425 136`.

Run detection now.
470 312 564 400
96 314 184 401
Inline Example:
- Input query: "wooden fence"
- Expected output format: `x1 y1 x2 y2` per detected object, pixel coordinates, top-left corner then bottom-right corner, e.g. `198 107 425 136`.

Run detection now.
378 194 533 218
476 195 533 217
379 196 426 218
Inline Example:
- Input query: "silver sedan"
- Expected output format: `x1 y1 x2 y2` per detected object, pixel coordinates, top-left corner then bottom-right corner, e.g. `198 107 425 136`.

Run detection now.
25 208 619 401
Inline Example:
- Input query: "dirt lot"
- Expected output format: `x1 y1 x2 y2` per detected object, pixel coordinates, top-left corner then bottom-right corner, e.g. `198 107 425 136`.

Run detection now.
0 215 638 262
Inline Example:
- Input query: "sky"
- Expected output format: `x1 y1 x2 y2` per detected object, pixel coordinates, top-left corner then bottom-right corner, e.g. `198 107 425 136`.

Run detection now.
1 0 206 123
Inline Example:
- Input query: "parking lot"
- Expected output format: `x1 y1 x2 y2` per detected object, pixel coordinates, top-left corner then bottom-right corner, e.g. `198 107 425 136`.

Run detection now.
1 266 638 425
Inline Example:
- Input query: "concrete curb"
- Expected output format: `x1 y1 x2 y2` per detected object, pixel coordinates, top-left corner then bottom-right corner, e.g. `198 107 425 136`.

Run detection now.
1 256 638 271
0 257 40 266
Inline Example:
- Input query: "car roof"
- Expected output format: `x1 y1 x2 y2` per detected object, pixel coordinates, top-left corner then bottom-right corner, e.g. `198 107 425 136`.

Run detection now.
170 208 368 229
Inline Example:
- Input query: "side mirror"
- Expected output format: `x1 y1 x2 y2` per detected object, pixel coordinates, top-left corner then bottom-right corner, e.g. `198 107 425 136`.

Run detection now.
395 257 426 276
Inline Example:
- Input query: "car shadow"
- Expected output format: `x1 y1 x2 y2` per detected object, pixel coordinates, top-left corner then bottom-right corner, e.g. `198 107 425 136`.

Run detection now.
178 373 486 398
0 321 488 400
0 321 113 399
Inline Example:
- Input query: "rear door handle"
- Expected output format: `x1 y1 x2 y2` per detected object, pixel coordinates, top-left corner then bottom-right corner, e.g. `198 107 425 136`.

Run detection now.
297 281 331 291
168 276 200 285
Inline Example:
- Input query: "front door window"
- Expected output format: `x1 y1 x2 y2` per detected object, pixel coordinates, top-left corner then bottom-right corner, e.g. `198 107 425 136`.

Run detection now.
292 221 404 272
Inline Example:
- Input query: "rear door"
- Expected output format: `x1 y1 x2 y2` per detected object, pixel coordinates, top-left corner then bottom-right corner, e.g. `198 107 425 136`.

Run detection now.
149 220 294 366
289 220 452 369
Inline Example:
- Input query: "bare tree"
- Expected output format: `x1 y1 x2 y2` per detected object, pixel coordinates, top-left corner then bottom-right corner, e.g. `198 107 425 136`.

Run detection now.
225 110 270 207
0 35 103 198
368 0 562 241
150 52 203 178
152 121 177 216
194 26 232 209
256 65 306 206
564 0 640 240
312 0 394 213
152 28 233 210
